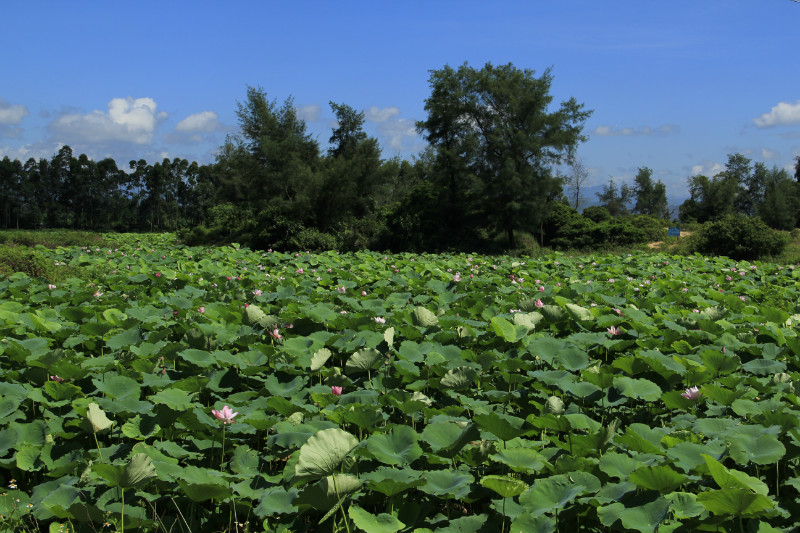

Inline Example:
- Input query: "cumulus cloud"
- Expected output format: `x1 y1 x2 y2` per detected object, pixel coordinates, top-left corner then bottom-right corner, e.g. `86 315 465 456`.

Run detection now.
296 104 322 123
0 99 30 139
366 106 400 123
376 117 423 153
761 148 780 160
690 161 725 177
176 111 223 133
754 100 800 128
593 124 679 137
49 97 167 144
0 99 29 125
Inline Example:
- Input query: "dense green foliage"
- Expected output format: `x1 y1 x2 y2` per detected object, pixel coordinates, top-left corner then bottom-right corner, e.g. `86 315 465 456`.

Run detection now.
3 234 800 532
690 215 790 260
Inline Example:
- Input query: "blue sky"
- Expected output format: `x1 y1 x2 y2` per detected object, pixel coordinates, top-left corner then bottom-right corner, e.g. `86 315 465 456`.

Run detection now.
2 1 799 201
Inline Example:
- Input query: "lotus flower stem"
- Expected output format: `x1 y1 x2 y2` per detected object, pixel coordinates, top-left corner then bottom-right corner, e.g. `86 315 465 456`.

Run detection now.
331 473 351 533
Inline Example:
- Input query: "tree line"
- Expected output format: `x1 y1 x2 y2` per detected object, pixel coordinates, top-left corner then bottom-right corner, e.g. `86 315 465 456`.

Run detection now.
2 61 799 253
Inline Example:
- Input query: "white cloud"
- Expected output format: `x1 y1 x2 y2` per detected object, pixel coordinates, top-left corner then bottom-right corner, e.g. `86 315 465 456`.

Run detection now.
376 117 422 152
296 104 322 123
761 148 780 160
176 111 223 133
593 124 679 137
754 100 800 128
0 100 29 125
49 97 167 144
690 161 725 177
366 106 400 123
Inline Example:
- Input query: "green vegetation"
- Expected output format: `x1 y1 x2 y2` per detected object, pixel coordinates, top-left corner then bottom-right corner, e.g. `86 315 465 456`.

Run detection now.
1 234 800 531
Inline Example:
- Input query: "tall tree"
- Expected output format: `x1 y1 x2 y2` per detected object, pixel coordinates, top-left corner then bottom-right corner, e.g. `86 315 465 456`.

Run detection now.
316 102 383 231
417 62 592 248
597 178 633 217
759 165 798 230
564 156 589 210
632 166 668 218
218 86 321 221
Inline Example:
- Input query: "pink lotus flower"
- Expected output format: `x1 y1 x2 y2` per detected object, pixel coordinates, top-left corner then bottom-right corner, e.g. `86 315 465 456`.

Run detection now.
198 306 205 314
681 386 701 401
253 289 263 296
93 290 103 298
50 375 64 382
271 328 282 340
453 272 461 282
331 386 343 396
338 286 346 293
362 290 367 296
211 405 238 424
296 268 304 274
538 286 545 292
374 317 386 324
534 299 544 308
155 272 162 278
607 326 621 336
48 284 56 290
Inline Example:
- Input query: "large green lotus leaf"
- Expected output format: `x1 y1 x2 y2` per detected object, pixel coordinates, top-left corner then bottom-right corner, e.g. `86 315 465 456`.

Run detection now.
243 304 280 329
419 469 473 499
122 453 157 488
439 366 478 390
667 440 725 473
411 307 439 328
615 424 669 454
613 376 662 402
106 326 141 351
518 474 594 516
491 316 518 342
43 381 84 402
263 374 306 398
618 496 670 533
294 428 359 482
489 447 546 473
565 303 593 322
727 432 785 466
177 348 216 368
552 346 591 371
0 490 31 518
92 375 141 400
348 505 405 533
599 452 643 480
366 425 423 466
148 388 195 411
177 480 232 502
510 512 555 533
30 476 80 520
696 488 775 517
513 312 542 330
527 336 564 363
702 454 768 495
121 415 161 440
253 486 298 517
540 305 565 322
666 491 705 519
310 348 332 371
305 303 339 324
343 407 386 429
480 474 529 498
629 465 688 493
693 417 738 438
86 402 114 433
231 445 260 476
435 514 488 533
473 412 527 442
742 359 786 376
421 420 478 457
294 474 361 511
699 349 740 377
362 466 424 496
346 348 382 374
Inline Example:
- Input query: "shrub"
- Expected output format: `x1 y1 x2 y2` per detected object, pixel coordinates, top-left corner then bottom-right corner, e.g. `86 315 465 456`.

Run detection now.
582 206 612 223
0 246 51 278
692 215 790 260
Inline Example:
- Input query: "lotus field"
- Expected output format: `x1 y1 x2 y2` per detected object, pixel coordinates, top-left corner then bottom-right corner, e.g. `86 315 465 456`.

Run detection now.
4 234 800 532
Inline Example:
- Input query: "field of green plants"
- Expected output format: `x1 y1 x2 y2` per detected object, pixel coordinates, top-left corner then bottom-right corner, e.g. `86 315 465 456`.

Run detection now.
2 233 800 532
